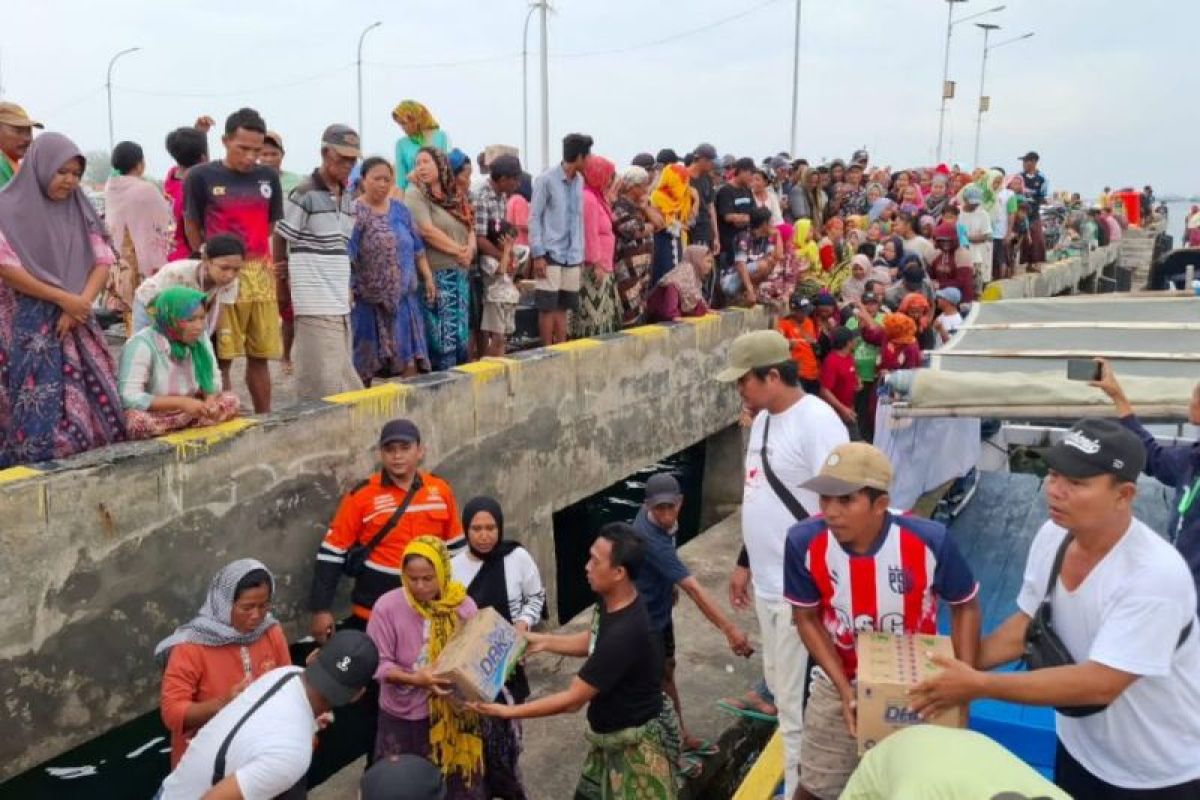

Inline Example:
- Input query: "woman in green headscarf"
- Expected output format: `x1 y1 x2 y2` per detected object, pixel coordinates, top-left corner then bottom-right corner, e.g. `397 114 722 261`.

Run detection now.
393 100 451 190
117 285 240 438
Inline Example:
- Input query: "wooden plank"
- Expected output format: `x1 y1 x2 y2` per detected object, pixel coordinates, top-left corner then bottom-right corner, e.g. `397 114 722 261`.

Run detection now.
965 322 1200 331
937 350 1200 361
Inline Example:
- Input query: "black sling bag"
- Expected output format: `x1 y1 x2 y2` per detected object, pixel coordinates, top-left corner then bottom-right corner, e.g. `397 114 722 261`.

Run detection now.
342 474 423 577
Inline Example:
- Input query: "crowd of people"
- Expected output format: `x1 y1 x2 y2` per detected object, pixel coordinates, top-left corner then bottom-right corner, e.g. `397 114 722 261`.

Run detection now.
4 95 1197 800
0 96 1084 470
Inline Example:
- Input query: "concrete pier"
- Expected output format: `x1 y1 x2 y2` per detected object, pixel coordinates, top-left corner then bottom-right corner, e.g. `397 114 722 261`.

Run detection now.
0 309 767 779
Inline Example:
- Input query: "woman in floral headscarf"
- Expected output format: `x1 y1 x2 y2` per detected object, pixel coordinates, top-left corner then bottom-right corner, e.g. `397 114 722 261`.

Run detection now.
367 535 485 799
393 100 451 190
117 286 240 439
404 146 476 370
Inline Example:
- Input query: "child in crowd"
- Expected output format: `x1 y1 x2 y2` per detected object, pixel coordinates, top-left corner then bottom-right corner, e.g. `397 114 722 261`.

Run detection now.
478 220 525 357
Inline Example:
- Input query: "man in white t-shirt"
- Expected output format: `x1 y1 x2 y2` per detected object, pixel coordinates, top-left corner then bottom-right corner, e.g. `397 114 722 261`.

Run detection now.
715 330 848 800
158 630 378 800
911 419 1200 799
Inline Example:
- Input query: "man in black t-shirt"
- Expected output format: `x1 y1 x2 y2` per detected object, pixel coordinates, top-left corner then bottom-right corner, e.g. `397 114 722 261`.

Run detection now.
470 523 675 797
715 157 756 272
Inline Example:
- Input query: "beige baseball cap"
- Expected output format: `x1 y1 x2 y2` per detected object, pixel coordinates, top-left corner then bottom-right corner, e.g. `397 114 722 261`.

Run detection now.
0 102 43 129
714 330 792 383
801 443 893 497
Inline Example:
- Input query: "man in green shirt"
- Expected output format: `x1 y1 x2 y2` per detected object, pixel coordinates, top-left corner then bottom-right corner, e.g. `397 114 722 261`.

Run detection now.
0 102 43 190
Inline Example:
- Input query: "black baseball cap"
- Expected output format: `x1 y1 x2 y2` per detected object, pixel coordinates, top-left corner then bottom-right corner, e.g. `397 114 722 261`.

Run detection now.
380 418 421 446
631 152 655 170
861 291 881 304
693 142 718 161
305 630 379 707
790 294 813 313
360 755 445 800
1020 151 1040 162
831 326 858 350
1043 419 1146 483
644 473 683 507
656 148 680 165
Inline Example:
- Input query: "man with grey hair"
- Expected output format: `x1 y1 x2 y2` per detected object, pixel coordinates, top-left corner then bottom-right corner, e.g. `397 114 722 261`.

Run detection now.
273 124 363 400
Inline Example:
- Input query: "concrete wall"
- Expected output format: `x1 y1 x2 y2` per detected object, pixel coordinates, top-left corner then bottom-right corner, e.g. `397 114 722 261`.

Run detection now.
980 243 1120 301
0 309 766 778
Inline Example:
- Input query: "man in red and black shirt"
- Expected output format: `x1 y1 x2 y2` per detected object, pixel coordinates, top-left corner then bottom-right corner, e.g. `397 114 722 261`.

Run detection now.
309 418 464 639
184 107 283 413
783 442 980 800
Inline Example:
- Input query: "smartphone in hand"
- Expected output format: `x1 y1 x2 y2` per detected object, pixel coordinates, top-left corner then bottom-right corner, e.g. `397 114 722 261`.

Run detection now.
1066 358 1102 382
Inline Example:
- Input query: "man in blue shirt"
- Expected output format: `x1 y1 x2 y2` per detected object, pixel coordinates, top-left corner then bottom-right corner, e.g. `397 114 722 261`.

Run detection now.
632 472 753 755
1092 359 1200 606
530 132 590 346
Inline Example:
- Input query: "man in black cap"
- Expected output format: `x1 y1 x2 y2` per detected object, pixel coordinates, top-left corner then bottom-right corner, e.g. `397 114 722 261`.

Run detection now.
631 473 752 754
159 630 379 799
655 148 680 167
912 419 1200 799
308 418 464 764
631 152 656 171
360 755 445 800
688 143 721 257
1018 151 1048 269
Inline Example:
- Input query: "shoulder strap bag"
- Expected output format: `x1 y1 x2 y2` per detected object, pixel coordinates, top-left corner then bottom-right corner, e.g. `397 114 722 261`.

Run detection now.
342 474 424 578
761 415 810 523
211 671 300 786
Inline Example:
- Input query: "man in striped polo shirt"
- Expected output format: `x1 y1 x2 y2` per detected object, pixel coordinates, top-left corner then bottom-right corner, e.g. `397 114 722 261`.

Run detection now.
273 124 363 401
784 442 981 800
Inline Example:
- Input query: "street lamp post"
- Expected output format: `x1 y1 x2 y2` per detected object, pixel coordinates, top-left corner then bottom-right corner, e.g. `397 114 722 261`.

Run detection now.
106 47 141 150
538 0 550 172
788 0 801 155
356 21 382 146
521 3 538 165
935 1 1004 164
973 29 1034 167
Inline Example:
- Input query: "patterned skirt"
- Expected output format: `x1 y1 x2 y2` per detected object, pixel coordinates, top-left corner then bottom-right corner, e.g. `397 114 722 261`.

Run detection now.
351 290 430 383
423 269 470 371
574 712 679 800
0 289 126 467
571 268 620 339
124 391 241 440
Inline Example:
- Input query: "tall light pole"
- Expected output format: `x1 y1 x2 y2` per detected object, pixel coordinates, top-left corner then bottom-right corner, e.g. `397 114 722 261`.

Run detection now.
788 0 802 155
106 47 141 149
973 28 1034 168
356 21 382 146
935 1 1004 164
521 3 538 165
538 0 550 172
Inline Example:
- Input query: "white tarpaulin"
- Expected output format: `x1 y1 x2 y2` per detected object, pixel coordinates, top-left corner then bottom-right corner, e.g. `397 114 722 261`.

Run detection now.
873 401 980 509
895 294 1199 419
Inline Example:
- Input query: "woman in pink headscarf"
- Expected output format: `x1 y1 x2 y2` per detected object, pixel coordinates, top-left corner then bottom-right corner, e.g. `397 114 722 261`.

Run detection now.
573 154 619 337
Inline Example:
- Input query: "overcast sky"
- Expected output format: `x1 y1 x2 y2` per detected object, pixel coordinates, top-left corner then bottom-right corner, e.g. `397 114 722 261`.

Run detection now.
5 0 1196 197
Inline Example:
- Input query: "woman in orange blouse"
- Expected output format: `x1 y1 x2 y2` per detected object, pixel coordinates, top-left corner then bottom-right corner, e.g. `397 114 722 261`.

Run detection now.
156 559 291 766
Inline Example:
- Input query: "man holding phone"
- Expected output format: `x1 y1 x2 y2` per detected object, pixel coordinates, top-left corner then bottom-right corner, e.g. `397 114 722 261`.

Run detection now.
1090 359 1200 604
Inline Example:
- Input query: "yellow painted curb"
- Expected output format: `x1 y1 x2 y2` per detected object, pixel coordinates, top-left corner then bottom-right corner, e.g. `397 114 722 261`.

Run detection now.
325 382 410 422
733 728 783 800
678 313 720 325
548 338 601 352
160 418 258 457
453 357 519 383
624 324 669 338
0 465 42 485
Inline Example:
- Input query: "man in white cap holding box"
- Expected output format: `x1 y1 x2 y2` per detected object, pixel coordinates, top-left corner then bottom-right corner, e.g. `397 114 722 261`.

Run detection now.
715 329 848 800
0 102 43 189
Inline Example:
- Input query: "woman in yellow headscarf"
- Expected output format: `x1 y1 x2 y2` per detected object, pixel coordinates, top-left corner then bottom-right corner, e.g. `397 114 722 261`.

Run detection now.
366 535 485 798
392 100 451 190
649 163 694 283
792 217 820 274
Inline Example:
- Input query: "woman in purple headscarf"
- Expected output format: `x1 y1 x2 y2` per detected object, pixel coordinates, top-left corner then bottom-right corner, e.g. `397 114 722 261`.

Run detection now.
0 133 127 466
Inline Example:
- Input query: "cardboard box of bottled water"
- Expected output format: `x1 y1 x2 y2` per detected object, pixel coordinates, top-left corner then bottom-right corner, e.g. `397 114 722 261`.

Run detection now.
432 607 523 703
856 631 967 754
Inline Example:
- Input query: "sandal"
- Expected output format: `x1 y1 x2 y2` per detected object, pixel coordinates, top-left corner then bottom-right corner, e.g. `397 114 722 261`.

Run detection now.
677 753 703 779
716 692 778 723
683 738 720 757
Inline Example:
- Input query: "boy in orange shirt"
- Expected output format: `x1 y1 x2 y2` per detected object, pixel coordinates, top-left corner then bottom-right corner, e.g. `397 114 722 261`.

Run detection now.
775 294 821 393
